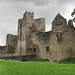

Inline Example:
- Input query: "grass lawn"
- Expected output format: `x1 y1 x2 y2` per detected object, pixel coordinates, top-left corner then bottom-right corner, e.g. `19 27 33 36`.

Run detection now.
0 59 75 75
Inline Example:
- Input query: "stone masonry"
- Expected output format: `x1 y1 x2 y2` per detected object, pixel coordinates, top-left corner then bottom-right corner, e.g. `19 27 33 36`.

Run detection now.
6 34 17 54
0 46 6 54
0 11 75 61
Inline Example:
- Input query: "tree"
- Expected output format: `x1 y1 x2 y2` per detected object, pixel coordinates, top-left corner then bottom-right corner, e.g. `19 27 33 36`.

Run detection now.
71 9 75 22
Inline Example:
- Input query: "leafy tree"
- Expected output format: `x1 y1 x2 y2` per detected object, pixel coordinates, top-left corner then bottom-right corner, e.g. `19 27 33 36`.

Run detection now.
71 9 75 22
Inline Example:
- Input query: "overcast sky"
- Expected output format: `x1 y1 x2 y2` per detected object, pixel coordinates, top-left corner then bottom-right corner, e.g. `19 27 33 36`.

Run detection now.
0 0 75 45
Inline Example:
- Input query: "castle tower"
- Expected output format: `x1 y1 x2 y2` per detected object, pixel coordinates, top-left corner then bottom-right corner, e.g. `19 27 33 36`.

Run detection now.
17 11 45 55
17 11 34 55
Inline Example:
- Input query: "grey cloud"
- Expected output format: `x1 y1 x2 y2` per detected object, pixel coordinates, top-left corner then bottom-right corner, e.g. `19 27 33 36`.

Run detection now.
29 0 50 6
57 0 75 4
10 0 50 6
1 0 75 6
0 0 75 45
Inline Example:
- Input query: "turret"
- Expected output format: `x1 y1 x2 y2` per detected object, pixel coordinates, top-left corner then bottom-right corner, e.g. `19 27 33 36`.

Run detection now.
23 11 34 24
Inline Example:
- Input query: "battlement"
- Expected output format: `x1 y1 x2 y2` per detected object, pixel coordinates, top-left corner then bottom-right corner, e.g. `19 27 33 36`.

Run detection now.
23 11 34 16
23 11 34 19
7 34 17 39
22 11 34 24
35 18 45 21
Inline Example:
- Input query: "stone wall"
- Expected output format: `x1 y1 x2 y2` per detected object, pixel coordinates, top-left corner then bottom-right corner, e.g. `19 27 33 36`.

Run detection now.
17 11 45 55
30 31 51 59
34 18 45 32
49 14 75 61
0 11 75 61
6 34 17 54
0 46 6 54
17 12 75 61
30 13 75 61
36 31 51 59
0 55 36 61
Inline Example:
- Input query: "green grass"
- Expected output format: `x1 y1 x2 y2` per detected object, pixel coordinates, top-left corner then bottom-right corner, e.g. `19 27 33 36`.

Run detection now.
0 59 75 75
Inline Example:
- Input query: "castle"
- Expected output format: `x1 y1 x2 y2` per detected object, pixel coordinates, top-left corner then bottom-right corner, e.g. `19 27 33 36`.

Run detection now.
0 11 75 61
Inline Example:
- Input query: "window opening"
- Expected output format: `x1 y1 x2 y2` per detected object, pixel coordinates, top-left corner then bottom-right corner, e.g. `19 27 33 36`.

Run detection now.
46 47 49 53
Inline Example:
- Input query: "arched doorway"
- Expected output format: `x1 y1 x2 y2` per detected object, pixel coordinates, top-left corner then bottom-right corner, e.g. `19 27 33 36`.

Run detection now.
33 48 36 53
32 44 36 53
31 43 40 57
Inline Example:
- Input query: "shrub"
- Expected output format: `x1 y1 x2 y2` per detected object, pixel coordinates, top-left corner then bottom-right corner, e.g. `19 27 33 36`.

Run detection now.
58 58 75 64
32 58 49 62
53 60 57 62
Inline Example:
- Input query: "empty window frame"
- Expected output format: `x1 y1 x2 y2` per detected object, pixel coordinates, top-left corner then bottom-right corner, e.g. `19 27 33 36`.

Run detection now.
56 34 62 41
46 47 49 53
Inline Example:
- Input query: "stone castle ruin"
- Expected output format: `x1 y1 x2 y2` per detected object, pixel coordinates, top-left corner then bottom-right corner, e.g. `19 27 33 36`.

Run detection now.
0 11 75 61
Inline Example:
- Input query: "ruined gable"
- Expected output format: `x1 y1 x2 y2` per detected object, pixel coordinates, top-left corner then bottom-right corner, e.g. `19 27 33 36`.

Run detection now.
52 13 67 33
52 13 66 25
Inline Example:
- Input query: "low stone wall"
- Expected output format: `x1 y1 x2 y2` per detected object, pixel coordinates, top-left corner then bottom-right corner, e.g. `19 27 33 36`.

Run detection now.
0 54 36 61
